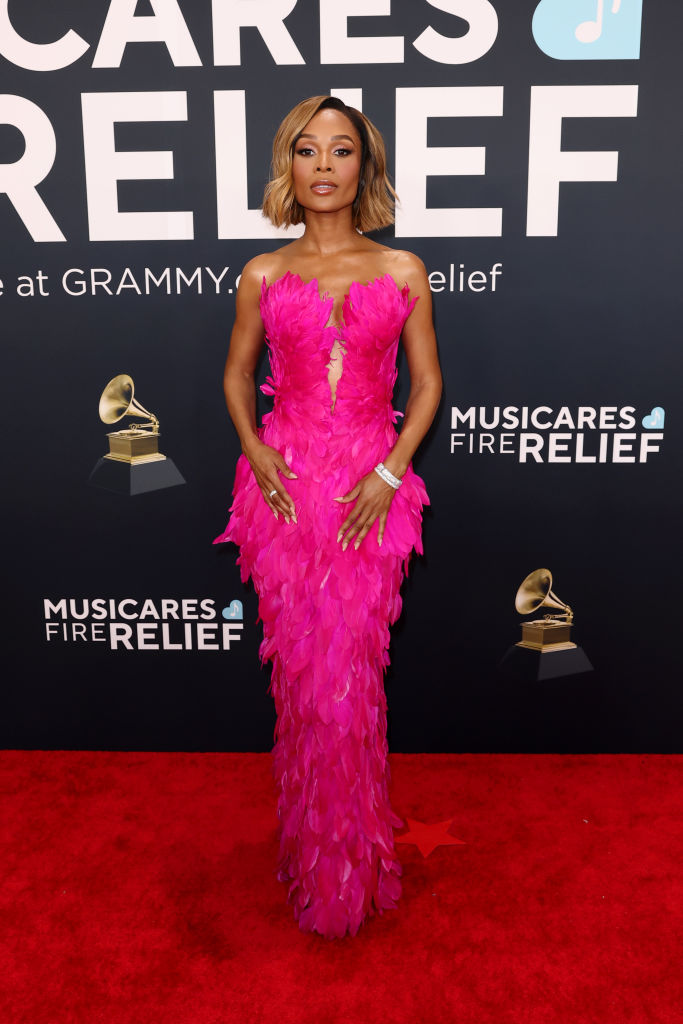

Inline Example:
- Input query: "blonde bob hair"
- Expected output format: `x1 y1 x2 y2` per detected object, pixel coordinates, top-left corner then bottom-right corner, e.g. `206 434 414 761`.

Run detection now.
262 96 397 233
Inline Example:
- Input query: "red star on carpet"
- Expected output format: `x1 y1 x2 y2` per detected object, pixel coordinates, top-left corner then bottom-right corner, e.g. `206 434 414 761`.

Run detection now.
395 817 467 858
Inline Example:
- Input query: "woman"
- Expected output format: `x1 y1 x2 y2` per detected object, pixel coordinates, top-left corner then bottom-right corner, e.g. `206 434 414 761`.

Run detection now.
214 95 442 939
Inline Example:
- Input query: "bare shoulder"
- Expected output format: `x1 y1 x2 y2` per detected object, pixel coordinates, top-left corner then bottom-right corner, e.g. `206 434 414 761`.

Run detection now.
239 251 280 290
376 247 430 301
378 247 434 334
382 247 427 282
245 240 307 278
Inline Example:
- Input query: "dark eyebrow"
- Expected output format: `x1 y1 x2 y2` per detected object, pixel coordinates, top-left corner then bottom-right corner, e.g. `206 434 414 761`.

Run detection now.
297 133 356 143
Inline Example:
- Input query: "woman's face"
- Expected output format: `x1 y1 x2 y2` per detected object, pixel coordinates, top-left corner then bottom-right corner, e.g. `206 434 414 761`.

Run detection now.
291 107 363 219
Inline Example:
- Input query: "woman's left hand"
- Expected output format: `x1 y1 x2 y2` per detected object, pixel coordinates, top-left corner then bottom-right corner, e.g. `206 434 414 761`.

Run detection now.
334 470 397 550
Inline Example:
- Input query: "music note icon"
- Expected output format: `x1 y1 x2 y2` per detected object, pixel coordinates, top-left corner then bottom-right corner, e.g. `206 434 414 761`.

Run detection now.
532 0 641 60
642 407 665 429
576 0 622 44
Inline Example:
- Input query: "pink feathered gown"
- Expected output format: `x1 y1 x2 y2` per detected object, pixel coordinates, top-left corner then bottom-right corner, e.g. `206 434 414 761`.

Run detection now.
214 271 429 939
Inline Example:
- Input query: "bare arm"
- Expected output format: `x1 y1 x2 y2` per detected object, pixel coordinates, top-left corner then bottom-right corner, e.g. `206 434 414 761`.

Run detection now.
222 261 265 452
336 253 442 549
383 256 442 480
222 259 297 522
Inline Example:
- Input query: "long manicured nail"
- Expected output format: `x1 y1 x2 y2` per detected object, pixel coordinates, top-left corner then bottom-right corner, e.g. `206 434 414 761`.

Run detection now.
354 540 360 550
342 540 348 551
336 531 342 543
273 510 278 520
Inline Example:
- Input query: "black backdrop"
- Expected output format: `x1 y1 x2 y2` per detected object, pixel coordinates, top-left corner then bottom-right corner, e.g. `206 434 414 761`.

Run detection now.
1 0 680 752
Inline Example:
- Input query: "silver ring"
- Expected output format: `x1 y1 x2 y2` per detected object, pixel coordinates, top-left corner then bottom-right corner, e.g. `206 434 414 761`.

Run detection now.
268 489 277 498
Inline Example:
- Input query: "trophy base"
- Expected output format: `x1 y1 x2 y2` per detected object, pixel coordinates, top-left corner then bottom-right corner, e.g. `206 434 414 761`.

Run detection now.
516 640 577 652
89 456 185 495
519 619 573 649
106 427 163 462
497 643 593 682
104 452 166 465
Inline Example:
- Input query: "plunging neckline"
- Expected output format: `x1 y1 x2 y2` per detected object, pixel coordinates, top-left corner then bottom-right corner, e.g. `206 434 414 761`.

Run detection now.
261 270 406 415
263 270 403 333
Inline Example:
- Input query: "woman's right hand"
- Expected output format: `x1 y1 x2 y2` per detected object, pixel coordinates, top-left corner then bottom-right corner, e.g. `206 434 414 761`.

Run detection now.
244 439 298 523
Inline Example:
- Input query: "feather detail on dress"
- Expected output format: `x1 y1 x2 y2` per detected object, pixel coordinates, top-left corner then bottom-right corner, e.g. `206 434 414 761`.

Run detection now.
214 271 429 938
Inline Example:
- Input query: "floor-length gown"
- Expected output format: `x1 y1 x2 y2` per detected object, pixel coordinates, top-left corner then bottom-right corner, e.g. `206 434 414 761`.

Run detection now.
213 270 429 938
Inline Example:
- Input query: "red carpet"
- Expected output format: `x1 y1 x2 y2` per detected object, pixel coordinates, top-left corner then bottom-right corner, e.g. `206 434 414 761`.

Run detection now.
1 752 681 1023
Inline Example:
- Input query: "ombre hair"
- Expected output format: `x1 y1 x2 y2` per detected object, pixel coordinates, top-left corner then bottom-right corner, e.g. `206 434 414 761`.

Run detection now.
262 96 397 232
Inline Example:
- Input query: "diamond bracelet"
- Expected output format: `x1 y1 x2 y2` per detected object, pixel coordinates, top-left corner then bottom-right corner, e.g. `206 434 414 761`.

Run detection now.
374 462 403 489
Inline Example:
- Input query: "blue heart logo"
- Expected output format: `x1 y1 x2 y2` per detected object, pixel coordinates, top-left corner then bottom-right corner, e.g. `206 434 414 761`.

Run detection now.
642 407 665 429
222 600 243 620
532 0 642 60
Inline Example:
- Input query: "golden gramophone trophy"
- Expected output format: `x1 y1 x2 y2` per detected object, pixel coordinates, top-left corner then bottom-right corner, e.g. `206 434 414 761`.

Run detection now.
498 568 593 680
99 373 164 464
89 374 185 495
515 568 575 651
